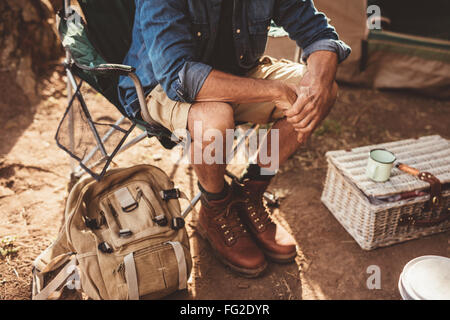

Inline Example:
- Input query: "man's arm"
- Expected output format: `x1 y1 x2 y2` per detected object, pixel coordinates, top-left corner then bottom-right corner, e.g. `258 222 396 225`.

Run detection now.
284 51 338 143
138 0 212 103
196 69 296 110
139 0 295 109
272 0 350 142
273 0 351 63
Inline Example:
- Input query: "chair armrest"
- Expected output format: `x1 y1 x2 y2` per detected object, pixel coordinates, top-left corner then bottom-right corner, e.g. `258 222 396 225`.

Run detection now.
73 62 136 76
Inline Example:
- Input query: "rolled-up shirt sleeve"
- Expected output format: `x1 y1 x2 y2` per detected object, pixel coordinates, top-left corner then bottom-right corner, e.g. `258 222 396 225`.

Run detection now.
273 0 351 64
301 39 351 63
139 0 211 103
172 61 212 103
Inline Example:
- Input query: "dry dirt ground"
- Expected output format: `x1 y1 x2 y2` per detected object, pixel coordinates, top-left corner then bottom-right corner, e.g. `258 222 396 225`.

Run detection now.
1 45 449 300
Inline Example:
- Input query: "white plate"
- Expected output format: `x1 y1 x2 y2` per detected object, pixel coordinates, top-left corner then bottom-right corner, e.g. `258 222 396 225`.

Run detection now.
398 273 413 300
399 255 436 300
400 255 450 300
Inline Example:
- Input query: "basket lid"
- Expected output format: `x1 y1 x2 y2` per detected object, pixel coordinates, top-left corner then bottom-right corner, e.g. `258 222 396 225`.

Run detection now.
325 135 450 197
399 255 450 300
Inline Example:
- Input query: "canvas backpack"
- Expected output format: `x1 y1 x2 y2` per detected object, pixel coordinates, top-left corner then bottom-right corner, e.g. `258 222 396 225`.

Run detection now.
31 164 192 300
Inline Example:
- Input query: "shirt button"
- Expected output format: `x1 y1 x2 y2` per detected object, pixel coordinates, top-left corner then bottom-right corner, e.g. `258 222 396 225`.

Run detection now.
236 29 241 34
197 32 202 37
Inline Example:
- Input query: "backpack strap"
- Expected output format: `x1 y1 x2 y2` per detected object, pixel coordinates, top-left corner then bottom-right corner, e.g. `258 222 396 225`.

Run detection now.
124 252 139 300
167 241 187 290
32 256 78 300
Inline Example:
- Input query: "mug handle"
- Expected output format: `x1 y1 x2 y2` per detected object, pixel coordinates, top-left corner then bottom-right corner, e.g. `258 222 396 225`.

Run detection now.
368 163 378 178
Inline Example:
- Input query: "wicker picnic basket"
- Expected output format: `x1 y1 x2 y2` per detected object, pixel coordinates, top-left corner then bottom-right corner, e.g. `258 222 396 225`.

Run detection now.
321 135 450 250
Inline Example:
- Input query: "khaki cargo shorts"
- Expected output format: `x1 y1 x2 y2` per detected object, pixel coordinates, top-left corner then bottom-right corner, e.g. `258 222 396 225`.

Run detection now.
145 56 307 132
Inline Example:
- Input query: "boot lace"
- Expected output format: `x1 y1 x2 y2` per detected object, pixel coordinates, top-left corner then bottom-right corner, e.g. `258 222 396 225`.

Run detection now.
211 200 248 245
244 189 272 231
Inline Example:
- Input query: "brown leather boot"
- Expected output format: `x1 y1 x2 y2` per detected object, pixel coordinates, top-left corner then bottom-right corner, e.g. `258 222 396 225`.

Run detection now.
232 178 297 263
197 188 267 278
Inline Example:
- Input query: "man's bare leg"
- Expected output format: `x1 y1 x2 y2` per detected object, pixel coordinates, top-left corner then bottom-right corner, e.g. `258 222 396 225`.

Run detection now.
257 81 338 170
258 117 300 172
233 81 338 263
230 117 303 264
189 101 267 277
187 101 234 193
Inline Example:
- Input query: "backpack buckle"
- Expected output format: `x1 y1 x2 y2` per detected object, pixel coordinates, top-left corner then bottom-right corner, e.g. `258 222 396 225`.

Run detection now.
119 229 133 238
160 188 180 201
153 214 168 226
114 187 138 212
84 216 99 230
98 241 113 254
171 217 185 230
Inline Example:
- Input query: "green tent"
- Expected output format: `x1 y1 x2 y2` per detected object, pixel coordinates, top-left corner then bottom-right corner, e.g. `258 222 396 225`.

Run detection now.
314 0 450 98
266 0 450 98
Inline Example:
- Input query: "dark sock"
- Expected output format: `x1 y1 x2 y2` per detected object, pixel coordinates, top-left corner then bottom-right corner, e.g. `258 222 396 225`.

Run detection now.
240 163 276 182
198 181 229 201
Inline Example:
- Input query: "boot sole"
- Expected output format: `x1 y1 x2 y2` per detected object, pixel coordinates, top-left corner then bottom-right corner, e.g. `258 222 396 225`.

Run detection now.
262 249 297 264
244 226 298 264
196 226 267 278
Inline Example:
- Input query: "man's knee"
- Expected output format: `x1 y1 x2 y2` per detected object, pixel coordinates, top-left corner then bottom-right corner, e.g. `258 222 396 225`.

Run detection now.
188 102 235 139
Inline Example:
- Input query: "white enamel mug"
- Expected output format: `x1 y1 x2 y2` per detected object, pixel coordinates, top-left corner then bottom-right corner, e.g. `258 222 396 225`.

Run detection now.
366 149 396 182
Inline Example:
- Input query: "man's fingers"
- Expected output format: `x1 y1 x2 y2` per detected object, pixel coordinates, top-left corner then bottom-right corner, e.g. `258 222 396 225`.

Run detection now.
297 116 319 134
295 130 310 144
292 107 317 129
295 120 316 142
284 87 312 118
286 101 315 125
296 95 322 121
296 132 306 144
285 95 310 118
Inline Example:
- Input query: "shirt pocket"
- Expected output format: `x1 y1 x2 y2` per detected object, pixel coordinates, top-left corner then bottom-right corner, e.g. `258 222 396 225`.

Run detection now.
191 22 210 61
247 18 271 58
247 0 274 23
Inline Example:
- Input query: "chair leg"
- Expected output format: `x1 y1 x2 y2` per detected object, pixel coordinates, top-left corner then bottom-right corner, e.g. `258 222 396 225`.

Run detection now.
73 131 148 178
75 116 128 169
181 192 202 218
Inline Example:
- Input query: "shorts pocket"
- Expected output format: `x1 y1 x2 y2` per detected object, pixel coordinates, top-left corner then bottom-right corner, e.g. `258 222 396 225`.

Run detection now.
147 86 177 132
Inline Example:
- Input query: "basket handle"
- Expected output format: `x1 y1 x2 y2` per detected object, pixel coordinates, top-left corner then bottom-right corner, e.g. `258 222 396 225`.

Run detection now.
399 208 450 228
396 163 442 209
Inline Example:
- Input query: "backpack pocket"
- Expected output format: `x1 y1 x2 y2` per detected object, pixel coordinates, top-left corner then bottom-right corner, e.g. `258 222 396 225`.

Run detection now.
116 242 191 299
98 181 174 248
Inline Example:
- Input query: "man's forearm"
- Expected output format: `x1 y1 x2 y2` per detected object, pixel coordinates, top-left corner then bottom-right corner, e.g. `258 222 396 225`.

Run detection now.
284 50 339 143
302 50 338 87
195 69 293 105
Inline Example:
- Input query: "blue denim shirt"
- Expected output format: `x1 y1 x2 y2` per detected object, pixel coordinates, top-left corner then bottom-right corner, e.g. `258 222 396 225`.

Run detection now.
118 0 351 117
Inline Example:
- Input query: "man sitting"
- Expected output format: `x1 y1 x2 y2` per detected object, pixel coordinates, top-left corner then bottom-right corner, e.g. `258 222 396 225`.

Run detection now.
118 0 350 277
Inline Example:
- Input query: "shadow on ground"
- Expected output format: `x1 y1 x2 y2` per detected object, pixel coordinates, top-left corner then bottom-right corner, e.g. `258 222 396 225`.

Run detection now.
0 72 37 158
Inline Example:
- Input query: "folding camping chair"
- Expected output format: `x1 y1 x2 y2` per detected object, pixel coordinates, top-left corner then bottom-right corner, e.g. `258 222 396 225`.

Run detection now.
56 0 280 218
